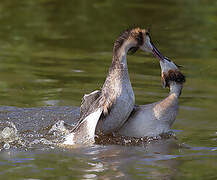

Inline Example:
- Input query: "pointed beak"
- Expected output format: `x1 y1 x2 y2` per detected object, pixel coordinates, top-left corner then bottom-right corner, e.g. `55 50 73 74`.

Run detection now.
151 41 165 62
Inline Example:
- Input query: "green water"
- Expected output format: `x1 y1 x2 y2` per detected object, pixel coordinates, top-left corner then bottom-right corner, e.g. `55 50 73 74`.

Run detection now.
0 0 217 179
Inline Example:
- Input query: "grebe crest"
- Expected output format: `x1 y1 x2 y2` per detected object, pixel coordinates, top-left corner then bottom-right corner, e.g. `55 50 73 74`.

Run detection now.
113 27 157 56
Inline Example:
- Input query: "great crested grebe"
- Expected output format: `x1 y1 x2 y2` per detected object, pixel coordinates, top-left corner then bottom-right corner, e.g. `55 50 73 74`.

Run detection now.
118 57 185 138
63 27 165 145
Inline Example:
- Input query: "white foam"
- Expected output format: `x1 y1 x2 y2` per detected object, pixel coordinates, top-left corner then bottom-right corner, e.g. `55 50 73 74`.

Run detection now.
62 133 75 145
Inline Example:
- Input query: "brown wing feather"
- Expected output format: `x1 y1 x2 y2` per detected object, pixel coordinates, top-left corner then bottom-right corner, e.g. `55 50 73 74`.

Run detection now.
71 90 103 132
72 88 115 133
80 90 101 117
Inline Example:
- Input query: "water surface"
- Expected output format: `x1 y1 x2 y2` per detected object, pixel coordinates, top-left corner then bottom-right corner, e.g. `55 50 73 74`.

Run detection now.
0 0 217 179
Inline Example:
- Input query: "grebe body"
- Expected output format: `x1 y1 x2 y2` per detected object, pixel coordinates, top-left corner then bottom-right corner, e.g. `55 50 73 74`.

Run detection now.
63 27 165 145
118 57 185 138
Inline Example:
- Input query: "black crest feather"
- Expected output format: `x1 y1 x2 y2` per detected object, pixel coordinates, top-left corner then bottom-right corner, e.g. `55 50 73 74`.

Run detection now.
113 27 144 55
162 70 186 88
113 28 132 53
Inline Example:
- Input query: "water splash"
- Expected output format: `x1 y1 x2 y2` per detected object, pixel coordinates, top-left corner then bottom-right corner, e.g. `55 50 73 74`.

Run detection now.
0 121 26 150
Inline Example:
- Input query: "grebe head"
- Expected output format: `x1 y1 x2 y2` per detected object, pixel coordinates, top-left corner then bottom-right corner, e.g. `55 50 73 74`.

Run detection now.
160 57 186 88
114 27 165 60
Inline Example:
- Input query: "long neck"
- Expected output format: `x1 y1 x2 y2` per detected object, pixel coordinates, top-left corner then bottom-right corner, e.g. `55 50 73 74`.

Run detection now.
111 41 132 71
169 82 183 98
102 41 133 94
153 82 182 123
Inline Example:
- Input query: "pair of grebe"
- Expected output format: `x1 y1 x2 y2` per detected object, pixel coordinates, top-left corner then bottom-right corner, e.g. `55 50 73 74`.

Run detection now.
63 27 185 145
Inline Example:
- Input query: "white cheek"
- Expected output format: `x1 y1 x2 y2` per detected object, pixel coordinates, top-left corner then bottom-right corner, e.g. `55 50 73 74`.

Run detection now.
160 61 178 72
141 36 153 53
145 36 153 50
